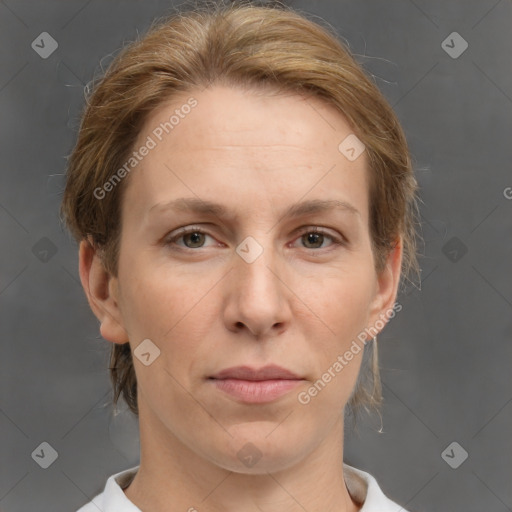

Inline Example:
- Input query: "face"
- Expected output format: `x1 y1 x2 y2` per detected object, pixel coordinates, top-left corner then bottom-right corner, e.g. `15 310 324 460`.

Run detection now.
81 84 401 474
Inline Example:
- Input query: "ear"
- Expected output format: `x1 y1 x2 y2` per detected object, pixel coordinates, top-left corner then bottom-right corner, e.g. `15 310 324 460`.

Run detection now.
366 237 403 338
78 237 129 345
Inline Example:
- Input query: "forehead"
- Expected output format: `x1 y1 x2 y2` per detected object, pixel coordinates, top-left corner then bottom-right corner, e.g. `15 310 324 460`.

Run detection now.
137 84 359 155
121 84 369 226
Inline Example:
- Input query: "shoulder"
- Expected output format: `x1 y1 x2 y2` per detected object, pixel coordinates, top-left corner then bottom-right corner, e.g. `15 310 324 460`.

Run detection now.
343 463 412 512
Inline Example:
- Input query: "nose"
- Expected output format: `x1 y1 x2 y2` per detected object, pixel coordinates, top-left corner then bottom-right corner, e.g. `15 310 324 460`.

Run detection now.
223 236 291 339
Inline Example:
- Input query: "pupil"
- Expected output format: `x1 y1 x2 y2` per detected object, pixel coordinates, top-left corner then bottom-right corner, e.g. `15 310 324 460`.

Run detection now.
187 232 203 247
306 233 322 247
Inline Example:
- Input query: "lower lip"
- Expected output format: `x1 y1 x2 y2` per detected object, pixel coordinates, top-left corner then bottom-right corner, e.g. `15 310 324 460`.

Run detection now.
210 378 303 403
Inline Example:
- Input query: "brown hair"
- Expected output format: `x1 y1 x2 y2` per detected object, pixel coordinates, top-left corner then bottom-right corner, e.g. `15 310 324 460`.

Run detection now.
60 0 421 425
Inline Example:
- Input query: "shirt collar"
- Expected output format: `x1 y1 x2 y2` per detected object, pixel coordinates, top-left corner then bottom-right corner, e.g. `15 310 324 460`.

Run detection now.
343 463 409 511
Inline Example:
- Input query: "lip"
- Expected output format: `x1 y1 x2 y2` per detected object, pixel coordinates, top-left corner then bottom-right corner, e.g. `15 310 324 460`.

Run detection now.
209 364 301 381
208 365 304 404
210 378 303 403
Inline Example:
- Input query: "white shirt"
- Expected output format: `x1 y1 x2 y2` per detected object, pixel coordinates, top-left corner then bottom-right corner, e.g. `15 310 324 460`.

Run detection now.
76 463 410 512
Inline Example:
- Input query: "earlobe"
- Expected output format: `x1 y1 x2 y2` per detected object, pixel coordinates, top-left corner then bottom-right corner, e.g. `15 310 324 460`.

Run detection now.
78 238 130 345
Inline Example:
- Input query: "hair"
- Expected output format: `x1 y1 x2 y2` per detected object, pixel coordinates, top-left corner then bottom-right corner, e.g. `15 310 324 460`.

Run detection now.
60 0 422 426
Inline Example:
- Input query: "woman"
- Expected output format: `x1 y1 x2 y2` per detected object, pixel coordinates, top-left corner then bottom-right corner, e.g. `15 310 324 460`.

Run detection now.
61 1 421 510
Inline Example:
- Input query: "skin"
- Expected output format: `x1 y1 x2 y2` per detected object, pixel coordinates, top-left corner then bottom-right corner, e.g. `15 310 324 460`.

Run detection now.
79 84 402 512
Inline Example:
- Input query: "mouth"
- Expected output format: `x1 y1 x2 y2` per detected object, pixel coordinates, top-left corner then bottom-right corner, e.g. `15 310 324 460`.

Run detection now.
207 365 305 404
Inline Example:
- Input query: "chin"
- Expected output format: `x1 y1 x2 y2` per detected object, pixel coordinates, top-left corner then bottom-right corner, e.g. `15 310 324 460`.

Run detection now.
209 427 306 474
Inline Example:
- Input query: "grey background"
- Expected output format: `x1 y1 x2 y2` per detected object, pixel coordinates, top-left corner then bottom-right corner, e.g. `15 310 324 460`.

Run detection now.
1 0 511 511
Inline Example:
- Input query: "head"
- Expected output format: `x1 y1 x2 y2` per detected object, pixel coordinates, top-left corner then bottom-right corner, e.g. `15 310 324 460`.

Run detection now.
60 0 420 465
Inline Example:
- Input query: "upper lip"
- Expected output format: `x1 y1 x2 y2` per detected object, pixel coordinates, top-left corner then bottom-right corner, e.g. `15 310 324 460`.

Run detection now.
209 365 302 381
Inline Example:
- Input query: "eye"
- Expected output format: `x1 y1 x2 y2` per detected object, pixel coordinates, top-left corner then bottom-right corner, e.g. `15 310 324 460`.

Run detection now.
292 227 344 250
165 227 217 249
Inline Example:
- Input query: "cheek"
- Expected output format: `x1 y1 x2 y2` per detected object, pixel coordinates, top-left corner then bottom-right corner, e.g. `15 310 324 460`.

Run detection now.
295 267 373 402
299 266 374 338
119 262 199 337
119 268 216 382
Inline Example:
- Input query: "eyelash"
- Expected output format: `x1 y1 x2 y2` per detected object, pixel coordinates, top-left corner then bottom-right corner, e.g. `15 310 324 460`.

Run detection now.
164 226 345 251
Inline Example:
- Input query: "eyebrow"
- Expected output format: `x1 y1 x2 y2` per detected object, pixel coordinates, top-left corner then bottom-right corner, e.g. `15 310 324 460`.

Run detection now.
147 197 361 223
